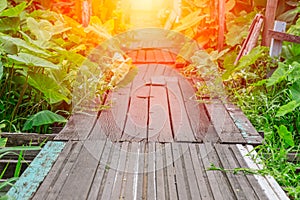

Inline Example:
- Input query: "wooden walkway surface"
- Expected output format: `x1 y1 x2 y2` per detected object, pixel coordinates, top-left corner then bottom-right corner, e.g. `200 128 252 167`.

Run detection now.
7 40 289 200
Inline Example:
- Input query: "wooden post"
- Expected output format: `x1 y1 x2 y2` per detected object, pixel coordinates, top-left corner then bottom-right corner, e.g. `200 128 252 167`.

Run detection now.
270 21 286 58
261 0 279 46
218 0 225 51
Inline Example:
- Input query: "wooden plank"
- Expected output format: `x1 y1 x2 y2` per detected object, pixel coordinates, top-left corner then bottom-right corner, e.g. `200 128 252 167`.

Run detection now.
270 21 287 58
214 144 254 199
269 29 300 44
189 144 213 200
230 145 270 200
172 143 190 200
245 145 290 200
55 112 98 141
161 49 175 63
146 50 156 63
0 132 56 146
204 143 236 199
166 77 195 142
94 85 131 142
147 142 156 200
121 86 149 142
177 76 211 141
57 140 107 200
42 142 83 199
181 143 201 199
154 65 166 76
163 65 175 76
87 140 113 199
136 142 145 200
137 49 146 63
32 141 75 199
262 0 279 46
7 142 65 200
99 143 122 200
110 142 129 200
143 64 157 83
164 143 178 200
236 145 282 200
149 84 173 142
205 100 246 143
198 144 225 200
154 49 165 63
155 143 166 200
225 103 263 144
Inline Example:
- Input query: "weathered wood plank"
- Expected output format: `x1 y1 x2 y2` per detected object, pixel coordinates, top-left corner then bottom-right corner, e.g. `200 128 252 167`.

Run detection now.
155 143 166 200
161 49 175 63
122 86 149 142
205 100 246 143
136 142 146 200
109 142 129 200
269 21 287 58
181 143 201 199
166 77 195 142
189 144 213 200
0 133 56 146
55 112 98 141
94 85 131 142
172 143 189 200
244 145 290 200
214 144 252 199
269 29 300 44
262 0 279 46
146 50 156 63
143 64 157 83
147 142 156 200
87 140 112 199
32 141 75 199
154 65 166 76
224 103 263 144
154 49 165 63
126 50 138 62
99 143 122 200
57 140 107 200
230 145 269 200
124 142 140 200
149 84 173 142
178 75 211 141
137 49 146 63
7 142 65 200
164 143 178 200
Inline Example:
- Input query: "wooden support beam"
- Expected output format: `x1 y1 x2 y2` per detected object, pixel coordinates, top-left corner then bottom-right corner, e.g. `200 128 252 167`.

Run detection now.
269 30 300 44
270 21 286 58
218 0 225 51
262 0 279 46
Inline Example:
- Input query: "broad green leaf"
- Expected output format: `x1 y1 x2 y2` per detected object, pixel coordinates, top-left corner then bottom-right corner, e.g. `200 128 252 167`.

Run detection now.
276 125 295 147
290 81 300 102
0 138 7 148
0 61 3 80
8 53 59 69
28 73 70 104
276 100 300 117
0 2 26 17
0 17 20 32
266 63 287 87
0 34 50 57
0 0 7 13
0 40 18 54
27 17 52 41
23 110 67 131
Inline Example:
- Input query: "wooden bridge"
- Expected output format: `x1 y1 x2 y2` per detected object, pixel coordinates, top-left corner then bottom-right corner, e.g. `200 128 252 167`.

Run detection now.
6 36 289 200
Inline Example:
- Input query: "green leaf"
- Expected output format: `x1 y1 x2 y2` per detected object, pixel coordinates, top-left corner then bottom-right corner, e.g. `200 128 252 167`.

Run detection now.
276 100 300 117
0 138 7 148
0 40 18 54
0 146 41 154
0 0 7 13
8 53 59 69
291 81 300 102
276 125 295 147
117 66 138 88
0 2 26 17
0 61 3 80
26 17 53 41
28 73 70 104
23 110 67 131
0 17 20 32
266 63 288 87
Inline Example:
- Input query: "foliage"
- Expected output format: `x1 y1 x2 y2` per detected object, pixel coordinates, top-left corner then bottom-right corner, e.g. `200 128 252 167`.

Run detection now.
0 1 133 133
